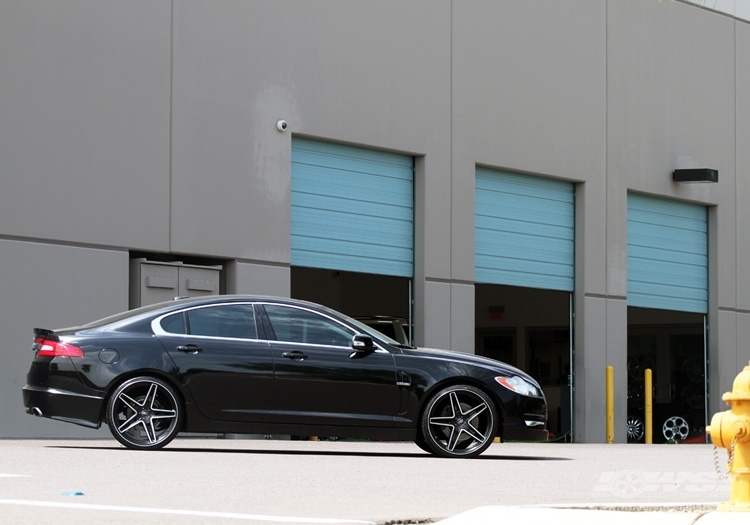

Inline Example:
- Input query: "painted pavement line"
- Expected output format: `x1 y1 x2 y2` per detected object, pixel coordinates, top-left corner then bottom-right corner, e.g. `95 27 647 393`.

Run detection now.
0 498 375 524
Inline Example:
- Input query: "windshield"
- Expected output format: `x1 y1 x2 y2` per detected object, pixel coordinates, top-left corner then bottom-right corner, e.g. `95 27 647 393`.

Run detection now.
346 317 405 346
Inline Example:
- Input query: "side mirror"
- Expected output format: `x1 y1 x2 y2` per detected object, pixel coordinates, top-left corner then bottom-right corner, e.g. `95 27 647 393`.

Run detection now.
351 334 375 353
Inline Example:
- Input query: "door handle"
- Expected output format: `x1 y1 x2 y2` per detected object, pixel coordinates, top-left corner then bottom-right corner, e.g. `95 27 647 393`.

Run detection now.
176 344 202 354
282 351 308 360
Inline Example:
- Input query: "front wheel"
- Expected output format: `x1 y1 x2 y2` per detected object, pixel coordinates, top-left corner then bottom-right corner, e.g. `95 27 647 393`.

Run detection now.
106 376 182 450
421 385 497 458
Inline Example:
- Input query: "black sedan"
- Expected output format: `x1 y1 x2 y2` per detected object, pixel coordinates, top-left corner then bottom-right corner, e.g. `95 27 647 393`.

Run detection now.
22 295 547 458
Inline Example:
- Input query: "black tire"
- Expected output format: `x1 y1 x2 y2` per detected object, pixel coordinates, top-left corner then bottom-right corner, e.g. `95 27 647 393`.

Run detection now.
414 436 433 454
421 384 497 458
106 376 182 450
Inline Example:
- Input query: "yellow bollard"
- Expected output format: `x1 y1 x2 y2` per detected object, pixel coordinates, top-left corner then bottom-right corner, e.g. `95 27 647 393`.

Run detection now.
707 361 750 511
606 366 614 444
645 368 653 444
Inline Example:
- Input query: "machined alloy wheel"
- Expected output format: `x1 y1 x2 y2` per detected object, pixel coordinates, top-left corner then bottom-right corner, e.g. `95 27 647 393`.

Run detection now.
627 415 644 443
106 376 182 450
421 384 497 458
662 415 690 442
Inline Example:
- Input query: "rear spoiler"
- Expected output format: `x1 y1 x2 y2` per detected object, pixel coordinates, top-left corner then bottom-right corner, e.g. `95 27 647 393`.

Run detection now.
33 328 57 340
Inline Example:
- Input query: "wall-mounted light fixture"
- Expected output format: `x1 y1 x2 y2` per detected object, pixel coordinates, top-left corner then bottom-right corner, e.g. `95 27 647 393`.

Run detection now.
672 168 718 183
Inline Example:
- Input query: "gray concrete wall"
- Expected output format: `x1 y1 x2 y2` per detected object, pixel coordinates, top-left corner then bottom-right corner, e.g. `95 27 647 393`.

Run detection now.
606 0 738 440
0 240 127 437
730 15 750 413
1 0 747 441
0 1 172 250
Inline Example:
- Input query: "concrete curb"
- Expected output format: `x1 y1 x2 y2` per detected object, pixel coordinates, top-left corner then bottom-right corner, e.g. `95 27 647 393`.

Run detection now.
433 504 750 525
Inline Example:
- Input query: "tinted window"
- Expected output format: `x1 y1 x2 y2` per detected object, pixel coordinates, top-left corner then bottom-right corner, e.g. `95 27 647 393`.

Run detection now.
186 304 258 339
160 313 186 334
264 305 353 347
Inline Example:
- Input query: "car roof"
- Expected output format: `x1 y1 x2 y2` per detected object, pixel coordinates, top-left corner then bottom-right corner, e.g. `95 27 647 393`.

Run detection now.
78 295 324 330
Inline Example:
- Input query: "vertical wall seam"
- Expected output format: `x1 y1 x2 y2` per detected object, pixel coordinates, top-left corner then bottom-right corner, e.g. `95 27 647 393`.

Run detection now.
736 13 744 372
449 0 454 348
604 0 610 370
168 0 174 253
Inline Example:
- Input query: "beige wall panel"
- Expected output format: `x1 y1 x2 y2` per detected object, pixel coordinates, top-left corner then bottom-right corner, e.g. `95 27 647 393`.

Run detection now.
608 4 738 426
574 295 609 443
0 1 172 250
576 180 608 298
170 1 452 266
451 1 606 282
450 283 475 353
415 154 453 286
1 240 128 437
737 23 750 312
735 312 750 380
714 310 738 416
607 0 736 299
421 281 452 350
606 296 629 443
607 1 734 194
576 295 628 443
227 261 291 298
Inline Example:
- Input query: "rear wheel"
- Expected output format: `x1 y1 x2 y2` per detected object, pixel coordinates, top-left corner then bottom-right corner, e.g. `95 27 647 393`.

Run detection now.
106 376 182 450
421 384 497 458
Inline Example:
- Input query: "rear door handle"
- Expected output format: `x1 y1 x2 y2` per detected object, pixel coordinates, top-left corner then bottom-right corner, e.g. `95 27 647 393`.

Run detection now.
282 351 308 361
176 344 202 354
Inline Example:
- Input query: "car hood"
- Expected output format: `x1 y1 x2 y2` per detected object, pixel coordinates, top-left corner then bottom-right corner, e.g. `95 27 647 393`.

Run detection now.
401 346 538 384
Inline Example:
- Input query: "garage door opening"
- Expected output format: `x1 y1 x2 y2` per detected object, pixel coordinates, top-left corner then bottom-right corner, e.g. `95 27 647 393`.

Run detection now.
626 193 708 443
475 284 572 442
627 307 706 443
291 267 412 344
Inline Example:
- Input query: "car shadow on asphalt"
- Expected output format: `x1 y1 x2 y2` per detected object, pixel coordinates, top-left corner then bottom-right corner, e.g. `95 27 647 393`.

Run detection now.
49 444 571 461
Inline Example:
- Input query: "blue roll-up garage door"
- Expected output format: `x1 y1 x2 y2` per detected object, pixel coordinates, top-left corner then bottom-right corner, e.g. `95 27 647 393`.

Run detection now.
627 193 708 313
291 138 414 277
475 168 575 291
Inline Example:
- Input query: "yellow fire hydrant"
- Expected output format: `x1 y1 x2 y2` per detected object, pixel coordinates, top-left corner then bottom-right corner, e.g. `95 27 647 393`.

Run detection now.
708 361 750 511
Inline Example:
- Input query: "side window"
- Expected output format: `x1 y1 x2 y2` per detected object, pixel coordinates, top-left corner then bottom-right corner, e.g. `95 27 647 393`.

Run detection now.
264 304 354 347
186 304 258 339
160 312 186 334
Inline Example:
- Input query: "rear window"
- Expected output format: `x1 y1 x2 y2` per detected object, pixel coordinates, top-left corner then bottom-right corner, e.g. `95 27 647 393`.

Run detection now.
81 297 198 329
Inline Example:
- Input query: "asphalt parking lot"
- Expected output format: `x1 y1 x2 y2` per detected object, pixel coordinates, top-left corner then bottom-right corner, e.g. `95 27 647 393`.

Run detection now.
0 438 732 524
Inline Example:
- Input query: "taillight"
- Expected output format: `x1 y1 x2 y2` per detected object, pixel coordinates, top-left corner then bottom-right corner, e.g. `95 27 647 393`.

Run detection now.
35 337 84 357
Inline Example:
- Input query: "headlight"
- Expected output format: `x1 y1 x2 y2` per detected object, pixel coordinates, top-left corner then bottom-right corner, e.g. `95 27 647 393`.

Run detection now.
495 375 540 397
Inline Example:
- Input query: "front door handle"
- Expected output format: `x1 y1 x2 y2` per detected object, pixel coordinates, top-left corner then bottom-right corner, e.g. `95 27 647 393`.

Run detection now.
282 351 308 361
176 344 202 354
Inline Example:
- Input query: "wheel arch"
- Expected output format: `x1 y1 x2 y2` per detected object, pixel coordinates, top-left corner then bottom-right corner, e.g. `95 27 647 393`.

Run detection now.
416 377 505 441
99 370 188 430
